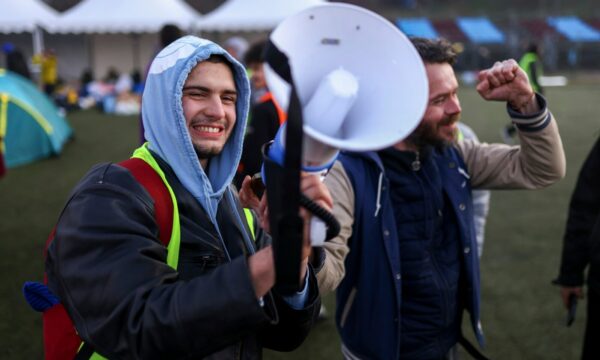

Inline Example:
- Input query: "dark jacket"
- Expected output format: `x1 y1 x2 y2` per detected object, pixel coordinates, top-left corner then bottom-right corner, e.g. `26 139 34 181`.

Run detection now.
236 95 283 187
46 156 320 359
335 148 483 360
556 136 600 293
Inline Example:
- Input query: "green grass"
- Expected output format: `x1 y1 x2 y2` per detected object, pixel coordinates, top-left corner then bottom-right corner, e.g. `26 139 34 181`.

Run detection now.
1 83 598 359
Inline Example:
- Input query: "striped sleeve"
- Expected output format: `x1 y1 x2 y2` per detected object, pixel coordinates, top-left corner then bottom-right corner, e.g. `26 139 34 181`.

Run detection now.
506 93 552 132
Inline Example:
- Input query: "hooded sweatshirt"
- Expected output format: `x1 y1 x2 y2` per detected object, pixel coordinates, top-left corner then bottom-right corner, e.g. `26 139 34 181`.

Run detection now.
143 36 250 223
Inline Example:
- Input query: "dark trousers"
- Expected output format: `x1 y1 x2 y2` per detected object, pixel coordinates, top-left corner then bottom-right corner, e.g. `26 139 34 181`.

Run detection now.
582 289 600 359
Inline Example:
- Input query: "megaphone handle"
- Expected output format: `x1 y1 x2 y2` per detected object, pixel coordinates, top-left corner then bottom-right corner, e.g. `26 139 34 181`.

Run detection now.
299 193 340 241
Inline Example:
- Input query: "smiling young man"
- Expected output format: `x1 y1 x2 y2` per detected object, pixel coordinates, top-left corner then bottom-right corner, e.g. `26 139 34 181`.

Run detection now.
320 37 566 359
45 36 329 359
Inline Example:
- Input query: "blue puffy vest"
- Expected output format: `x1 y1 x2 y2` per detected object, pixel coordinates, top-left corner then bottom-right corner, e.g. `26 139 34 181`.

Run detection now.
335 147 484 359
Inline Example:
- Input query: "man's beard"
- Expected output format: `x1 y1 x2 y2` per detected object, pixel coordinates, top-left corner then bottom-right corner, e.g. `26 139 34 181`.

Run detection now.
405 113 460 150
194 146 220 160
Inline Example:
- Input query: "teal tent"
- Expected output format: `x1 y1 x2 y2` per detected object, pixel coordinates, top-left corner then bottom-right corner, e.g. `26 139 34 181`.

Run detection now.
0 69 72 168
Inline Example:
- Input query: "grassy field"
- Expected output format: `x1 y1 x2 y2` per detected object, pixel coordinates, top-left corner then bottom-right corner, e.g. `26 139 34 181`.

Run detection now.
1 82 598 359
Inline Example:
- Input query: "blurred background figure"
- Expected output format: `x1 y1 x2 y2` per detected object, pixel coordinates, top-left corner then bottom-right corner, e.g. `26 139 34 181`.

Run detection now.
223 36 249 64
77 68 96 109
244 39 269 104
554 135 600 360
501 42 544 144
2 42 31 80
235 39 286 188
520 42 544 95
32 48 58 97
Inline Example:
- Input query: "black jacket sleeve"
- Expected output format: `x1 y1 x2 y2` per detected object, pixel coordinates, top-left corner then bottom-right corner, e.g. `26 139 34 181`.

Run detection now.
556 136 600 286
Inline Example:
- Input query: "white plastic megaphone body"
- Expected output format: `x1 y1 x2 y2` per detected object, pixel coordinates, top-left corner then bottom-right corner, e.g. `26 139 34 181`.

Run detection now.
264 2 429 167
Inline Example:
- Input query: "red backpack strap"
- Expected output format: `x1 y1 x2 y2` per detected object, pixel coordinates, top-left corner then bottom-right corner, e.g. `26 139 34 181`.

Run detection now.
119 158 173 246
35 159 174 360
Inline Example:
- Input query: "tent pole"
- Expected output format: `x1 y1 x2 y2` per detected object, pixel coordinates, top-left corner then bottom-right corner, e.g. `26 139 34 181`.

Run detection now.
87 34 95 78
132 34 141 72
32 26 45 55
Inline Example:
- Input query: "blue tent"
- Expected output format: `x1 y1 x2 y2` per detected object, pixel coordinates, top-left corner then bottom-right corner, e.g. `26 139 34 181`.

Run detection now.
0 69 72 168
396 17 439 39
457 17 505 44
547 16 600 42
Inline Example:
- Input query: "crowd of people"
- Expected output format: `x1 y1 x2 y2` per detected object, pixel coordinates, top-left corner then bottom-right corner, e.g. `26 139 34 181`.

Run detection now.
10 6 598 360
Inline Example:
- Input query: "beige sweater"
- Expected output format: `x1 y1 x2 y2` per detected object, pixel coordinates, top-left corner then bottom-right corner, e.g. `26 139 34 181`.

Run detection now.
317 107 566 294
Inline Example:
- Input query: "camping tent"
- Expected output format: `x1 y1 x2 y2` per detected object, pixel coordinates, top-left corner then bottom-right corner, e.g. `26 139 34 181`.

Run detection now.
0 0 59 54
0 69 72 168
196 0 326 32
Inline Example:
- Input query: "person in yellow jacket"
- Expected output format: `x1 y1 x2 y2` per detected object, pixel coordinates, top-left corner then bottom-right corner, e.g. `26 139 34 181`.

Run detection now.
32 48 58 96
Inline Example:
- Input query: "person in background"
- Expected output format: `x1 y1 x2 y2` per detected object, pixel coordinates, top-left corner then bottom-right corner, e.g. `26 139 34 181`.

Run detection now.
320 37 565 359
502 42 544 144
2 42 31 80
554 135 600 360
223 36 249 64
235 40 286 188
131 69 144 95
33 48 58 96
45 36 328 359
457 122 491 258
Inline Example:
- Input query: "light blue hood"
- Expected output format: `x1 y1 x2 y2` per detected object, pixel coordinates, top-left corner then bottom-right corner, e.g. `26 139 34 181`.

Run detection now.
142 36 250 222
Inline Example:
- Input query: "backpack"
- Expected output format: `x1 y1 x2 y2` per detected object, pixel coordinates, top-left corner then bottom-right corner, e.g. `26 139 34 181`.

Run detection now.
23 158 173 360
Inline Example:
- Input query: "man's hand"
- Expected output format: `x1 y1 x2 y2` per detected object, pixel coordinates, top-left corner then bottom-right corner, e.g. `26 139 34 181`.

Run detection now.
560 286 584 309
248 246 275 298
239 175 261 210
476 59 539 114
251 173 333 290
298 173 333 283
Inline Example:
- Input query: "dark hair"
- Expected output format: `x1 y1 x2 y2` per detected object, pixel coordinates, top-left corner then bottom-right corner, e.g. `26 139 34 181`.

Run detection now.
244 40 267 65
204 54 236 76
160 24 182 48
526 43 539 54
131 69 141 84
80 68 94 84
410 37 457 65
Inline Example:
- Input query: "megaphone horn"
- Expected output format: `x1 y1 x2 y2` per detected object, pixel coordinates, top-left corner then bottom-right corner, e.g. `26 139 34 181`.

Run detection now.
264 3 429 155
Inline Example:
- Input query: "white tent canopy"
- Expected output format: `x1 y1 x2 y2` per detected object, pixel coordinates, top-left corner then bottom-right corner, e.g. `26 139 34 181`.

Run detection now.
196 0 326 32
0 0 59 33
49 0 201 34
0 0 59 55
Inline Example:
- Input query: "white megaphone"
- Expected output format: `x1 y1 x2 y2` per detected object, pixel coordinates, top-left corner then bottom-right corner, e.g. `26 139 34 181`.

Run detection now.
263 2 429 175
261 3 429 246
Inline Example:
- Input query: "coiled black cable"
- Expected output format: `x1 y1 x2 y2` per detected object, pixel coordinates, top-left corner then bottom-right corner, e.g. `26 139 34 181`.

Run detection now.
299 193 340 241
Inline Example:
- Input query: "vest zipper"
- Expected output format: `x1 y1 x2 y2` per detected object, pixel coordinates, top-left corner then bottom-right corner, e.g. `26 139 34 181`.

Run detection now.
411 150 421 171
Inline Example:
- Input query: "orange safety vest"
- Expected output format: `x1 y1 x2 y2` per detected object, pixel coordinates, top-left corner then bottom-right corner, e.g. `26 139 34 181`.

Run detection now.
258 91 287 125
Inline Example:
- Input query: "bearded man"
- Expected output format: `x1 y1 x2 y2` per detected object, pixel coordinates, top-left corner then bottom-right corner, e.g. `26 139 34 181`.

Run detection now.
319 37 566 359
